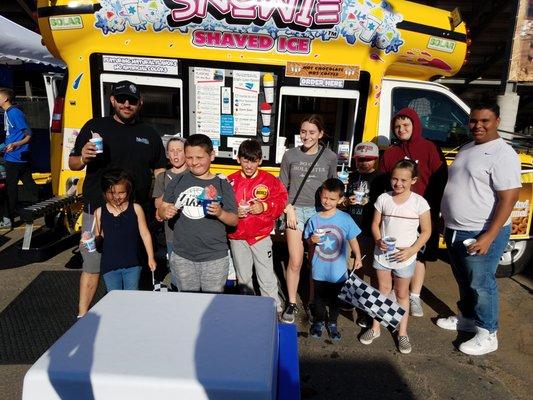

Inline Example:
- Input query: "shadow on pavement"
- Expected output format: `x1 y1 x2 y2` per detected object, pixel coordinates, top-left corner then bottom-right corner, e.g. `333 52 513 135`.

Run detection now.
0 271 106 364
300 359 416 399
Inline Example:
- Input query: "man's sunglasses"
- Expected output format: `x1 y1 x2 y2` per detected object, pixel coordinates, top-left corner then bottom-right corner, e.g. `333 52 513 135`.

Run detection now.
356 158 376 162
114 95 139 105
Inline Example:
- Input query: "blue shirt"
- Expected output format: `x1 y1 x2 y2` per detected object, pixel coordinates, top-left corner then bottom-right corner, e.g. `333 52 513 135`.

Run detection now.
304 210 361 283
3 106 31 163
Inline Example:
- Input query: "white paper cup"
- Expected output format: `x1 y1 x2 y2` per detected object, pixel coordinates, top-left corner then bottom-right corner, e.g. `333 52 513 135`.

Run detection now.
261 111 271 126
81 232 96 252
264 86 274 103
463 238 477 256
238 202 250 214
90 137 103 153
314 228 326 237
383 236 396 252
261 127 270 143
354 191 365 204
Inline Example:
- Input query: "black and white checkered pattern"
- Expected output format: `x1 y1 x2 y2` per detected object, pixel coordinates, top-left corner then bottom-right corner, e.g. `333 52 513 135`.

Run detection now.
338 271 406 331
152 272 169 292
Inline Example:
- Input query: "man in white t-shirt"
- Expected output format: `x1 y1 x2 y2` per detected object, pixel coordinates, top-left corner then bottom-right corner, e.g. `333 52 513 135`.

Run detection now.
438 103 521 356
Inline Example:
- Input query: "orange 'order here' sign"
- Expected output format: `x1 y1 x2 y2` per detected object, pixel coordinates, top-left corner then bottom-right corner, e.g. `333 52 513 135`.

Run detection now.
286 62 360 80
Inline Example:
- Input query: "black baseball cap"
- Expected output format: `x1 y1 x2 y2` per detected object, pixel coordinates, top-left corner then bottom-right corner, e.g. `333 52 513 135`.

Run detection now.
112 80 140 99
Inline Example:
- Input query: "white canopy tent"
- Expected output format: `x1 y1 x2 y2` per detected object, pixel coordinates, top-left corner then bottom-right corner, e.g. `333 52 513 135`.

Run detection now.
0 15 65 68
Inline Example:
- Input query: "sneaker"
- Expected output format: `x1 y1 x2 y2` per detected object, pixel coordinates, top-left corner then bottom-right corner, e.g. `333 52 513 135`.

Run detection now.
359 328 381 345
409 296 424 317
459 327 498 356
398 335 412 354
436 315 477 332
0 218 11 230
281 303 298 324
327 323 341 341
309 322 324 339
356 314 372 328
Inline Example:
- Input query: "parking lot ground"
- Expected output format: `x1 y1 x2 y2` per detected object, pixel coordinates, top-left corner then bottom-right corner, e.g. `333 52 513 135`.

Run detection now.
0 224 531 400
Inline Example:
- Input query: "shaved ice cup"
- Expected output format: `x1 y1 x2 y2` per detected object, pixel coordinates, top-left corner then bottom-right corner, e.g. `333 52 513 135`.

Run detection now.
199 196 222 216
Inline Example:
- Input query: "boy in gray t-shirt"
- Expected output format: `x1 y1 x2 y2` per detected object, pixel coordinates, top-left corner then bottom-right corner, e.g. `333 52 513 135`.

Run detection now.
158 134 238 293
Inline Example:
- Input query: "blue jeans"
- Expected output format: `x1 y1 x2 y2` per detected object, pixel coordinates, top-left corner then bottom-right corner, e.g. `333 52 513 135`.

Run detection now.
444 225 510 333
103 266 142 292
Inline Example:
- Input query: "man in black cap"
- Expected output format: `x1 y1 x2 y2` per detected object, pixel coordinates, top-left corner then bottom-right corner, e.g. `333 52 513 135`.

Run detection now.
69 80 166 317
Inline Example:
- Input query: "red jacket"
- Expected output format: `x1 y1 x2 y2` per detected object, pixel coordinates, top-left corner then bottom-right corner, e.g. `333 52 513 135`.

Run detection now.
381 107 445 197
228 170 287 245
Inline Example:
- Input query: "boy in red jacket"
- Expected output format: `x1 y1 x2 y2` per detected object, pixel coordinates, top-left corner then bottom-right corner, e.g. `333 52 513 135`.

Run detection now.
228 140 287 312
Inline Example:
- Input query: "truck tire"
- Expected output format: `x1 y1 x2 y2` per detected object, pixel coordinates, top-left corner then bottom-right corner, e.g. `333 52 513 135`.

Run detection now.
497 239 533 277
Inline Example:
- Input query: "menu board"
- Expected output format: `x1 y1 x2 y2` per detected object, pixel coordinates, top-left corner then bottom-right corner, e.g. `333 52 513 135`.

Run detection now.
194 67 225 145
232 70 260 136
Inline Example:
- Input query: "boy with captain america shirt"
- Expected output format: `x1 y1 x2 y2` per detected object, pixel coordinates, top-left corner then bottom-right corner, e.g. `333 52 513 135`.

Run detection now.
228 139 287 312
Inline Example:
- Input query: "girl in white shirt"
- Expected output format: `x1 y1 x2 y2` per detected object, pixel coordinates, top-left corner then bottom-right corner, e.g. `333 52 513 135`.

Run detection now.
360 159 431 354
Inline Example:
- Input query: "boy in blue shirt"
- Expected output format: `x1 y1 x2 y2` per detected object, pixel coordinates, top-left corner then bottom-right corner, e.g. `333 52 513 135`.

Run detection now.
0 87 38 227
304 178 363 341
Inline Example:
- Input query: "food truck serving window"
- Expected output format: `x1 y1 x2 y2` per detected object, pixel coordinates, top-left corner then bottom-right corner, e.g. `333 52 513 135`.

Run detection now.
277 86 360 165
98 73 183 142
187 65 281 166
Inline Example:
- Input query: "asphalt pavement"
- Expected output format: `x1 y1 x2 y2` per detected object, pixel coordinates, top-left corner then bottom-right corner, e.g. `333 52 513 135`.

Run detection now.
0 222 531 400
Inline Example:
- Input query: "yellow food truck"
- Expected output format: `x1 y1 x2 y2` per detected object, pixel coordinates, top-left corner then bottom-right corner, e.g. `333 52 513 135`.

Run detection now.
36 0 531 274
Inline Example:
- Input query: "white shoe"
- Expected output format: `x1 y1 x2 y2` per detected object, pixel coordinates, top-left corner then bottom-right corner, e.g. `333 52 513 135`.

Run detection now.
409 296 424 317
436 315 477 332
459 327 498 356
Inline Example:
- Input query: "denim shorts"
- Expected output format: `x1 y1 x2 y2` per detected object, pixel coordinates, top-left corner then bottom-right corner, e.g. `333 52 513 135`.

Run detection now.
373 258 416 279
294 206 317 232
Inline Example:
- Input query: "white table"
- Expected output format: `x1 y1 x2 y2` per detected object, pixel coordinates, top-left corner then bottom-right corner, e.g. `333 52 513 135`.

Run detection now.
23 291 279 400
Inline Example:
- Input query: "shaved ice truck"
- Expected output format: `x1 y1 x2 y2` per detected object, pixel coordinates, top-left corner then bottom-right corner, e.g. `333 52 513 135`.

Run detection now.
37 0 531 274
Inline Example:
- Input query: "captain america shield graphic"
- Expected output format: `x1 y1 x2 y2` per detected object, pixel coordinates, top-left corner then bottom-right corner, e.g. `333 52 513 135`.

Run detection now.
316 226 342 262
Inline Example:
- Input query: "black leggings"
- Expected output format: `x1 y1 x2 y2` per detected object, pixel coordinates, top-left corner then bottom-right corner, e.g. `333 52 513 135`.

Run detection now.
314 280 344 324
5 161 38 218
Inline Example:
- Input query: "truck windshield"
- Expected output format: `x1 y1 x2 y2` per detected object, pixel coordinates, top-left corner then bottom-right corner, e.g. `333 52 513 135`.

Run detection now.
392 87 471 149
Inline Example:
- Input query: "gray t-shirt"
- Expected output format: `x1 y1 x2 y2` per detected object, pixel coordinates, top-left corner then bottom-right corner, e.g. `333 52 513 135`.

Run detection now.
441 138 521 231
153 169 182 244
280 146 338 207
162 171 237 262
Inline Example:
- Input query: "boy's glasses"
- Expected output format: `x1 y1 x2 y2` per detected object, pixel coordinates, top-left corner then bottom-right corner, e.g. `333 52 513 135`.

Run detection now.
114 95 139 105
356 158 375 162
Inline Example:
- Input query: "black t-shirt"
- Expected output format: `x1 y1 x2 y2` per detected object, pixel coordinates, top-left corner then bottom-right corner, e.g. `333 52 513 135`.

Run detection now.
71 117 166 212
346 170 387 236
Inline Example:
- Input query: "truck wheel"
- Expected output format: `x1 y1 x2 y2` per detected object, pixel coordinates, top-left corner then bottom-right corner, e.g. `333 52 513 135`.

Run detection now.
497 239 533 277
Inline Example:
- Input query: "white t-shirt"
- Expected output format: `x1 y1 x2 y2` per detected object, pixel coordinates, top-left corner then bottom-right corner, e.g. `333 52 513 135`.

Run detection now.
441 138 521 231
373 192 430 269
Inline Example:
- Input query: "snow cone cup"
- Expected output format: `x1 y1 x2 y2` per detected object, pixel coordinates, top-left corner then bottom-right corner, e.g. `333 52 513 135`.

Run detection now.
90 137 103 154
383 236 397 252
261 127 270 143
354 190 365 204
260 102 272 126
463 238 477 256
238 200 250 215
263 73 275 103
81 231 96 252
200 196 222 216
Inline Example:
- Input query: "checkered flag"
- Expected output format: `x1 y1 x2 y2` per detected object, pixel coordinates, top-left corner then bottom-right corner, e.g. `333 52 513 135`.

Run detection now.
338 271 406 331
152 272 169 292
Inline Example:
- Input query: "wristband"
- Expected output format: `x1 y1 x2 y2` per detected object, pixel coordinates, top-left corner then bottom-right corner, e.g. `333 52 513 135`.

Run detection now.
80 156 86 166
